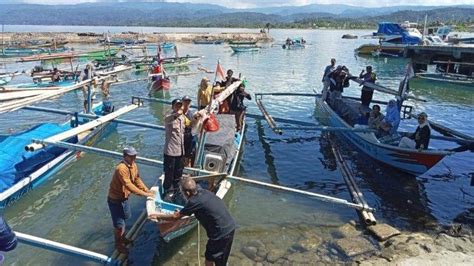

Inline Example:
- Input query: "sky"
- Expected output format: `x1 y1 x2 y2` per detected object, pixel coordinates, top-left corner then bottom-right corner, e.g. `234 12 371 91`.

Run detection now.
11 0 473 9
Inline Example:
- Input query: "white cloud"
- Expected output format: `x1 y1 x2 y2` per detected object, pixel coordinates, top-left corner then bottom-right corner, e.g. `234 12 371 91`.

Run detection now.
16 0 474 7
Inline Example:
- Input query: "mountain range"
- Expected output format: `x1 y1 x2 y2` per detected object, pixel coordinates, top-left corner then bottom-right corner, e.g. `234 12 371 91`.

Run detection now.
0 2 472 28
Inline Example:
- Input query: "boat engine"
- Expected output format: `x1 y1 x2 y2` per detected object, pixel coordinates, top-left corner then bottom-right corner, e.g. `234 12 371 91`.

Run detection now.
203 153 225 173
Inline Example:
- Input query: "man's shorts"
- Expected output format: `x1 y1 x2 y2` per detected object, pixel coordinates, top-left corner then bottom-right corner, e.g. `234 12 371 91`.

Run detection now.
107 197 131 228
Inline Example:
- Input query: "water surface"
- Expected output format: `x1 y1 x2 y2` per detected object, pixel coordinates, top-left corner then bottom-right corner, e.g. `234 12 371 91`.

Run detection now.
2 27 473 265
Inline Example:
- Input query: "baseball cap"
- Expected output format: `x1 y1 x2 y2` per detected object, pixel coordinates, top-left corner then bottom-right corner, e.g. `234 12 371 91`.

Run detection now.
123 146 138 156
182 95 191 102
171 98 182 105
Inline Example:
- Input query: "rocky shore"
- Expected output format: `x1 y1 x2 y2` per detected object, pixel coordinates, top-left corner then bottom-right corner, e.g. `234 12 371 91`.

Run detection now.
233 223 473 266
167 221 473 265
0 31 272 44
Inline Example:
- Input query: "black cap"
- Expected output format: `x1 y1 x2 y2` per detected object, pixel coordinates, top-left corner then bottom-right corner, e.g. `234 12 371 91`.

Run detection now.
172 98 182 105
182 95 191 102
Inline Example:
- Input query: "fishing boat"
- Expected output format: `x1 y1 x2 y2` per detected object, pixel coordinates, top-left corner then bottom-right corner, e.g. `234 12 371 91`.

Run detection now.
230 44 260 53
0 72 21 86
314 77 451 176
0 66 130 102
99 38 145 46
148 74 171 95
355 22 422 57
282 37 306 49
193 39 224 45
0 40 69 49
413 61 474 87
130 55 202 72
229 40 257 45
146 80 245 242
160 42 175 50
18 48 121 63
1 47 69 58
0 102 116 208
415 72 474 87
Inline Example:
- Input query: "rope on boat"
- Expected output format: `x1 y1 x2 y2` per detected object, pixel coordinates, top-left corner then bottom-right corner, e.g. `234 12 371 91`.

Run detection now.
197 221 201 266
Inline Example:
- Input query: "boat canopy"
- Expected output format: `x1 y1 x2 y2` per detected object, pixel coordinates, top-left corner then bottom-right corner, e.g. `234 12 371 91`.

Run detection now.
374 22 421 45
0 123 76 192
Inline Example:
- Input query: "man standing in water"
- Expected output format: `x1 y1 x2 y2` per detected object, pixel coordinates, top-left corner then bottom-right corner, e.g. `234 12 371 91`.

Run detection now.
149 178 236 266
321 58 336 100
163 98 186 195
108 147 154 254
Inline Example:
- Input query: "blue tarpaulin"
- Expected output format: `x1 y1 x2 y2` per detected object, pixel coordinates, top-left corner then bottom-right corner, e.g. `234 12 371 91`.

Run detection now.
0 123 76 192
374 22 421 45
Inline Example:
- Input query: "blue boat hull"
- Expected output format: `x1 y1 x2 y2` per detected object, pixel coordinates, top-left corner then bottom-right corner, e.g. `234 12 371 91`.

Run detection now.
0 105 117 208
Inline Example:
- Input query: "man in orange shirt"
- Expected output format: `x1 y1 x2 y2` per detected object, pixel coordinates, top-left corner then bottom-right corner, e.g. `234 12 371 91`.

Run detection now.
107 147 154 254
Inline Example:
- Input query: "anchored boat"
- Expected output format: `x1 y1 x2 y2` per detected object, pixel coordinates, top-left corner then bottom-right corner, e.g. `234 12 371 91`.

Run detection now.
355 22 422 57
0 103 116 208
282 37 306 49
146 79 245 242
0 72 21 86
230 44 260 53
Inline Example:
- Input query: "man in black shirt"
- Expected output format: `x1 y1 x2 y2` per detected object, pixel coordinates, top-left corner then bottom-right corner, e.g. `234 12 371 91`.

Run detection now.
149 178 236 266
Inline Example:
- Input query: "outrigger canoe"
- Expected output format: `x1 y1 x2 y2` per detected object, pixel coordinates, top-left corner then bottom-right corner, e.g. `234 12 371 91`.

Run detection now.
314 96 451 176
146 79 245 242
0 102 116 208
230 44 260 53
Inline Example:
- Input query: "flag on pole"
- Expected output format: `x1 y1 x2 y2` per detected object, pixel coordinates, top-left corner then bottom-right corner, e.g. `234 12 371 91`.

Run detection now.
216 61 225 81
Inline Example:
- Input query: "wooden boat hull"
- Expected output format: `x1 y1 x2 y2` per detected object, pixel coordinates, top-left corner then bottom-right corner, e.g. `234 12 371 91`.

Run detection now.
147 115 246 242
415 73 474 86
149 78 171 95
0 103 116 208
282 43 305 49
193 40 224 45
230 45 260 53
315 98 449 176
354 43 404 56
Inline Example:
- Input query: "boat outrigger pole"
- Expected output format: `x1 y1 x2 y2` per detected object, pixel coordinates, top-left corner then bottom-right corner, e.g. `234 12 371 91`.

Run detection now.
28 140 374 212
26 102 141 152
15 231 115 265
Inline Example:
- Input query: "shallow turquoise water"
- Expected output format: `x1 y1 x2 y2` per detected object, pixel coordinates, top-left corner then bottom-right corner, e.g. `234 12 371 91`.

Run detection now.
1 27 473 265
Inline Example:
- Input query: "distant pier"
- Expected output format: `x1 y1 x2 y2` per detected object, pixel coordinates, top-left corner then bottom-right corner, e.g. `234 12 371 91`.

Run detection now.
0 31 273 44
404 45 474 74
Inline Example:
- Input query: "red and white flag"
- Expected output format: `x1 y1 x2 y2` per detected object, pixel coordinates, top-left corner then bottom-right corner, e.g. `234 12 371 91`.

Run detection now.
215 61 225 81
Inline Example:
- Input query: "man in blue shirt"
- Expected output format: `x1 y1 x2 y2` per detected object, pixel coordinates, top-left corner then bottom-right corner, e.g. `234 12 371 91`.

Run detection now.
321 58 336 100
149 178 236 266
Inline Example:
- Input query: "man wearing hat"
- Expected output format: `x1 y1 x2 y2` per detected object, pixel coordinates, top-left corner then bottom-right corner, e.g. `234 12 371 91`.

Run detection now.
163 98 186 195
182 96 196 166
108 146 154 254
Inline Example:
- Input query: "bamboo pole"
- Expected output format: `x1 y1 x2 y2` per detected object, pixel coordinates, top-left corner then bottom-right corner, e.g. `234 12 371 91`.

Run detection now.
16 231 114 264
30 140 375 212
25 104 139 151
0 75 113 114
255 98 282 135
330 142 376 225
23 106 165 131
